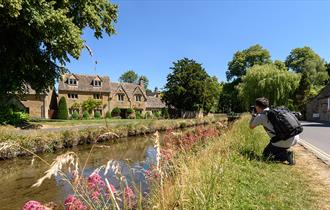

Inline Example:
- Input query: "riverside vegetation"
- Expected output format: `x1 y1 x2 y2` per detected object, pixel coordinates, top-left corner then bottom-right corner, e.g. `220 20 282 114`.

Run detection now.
148 115 329 210
0 116 224 159
17 122 225 209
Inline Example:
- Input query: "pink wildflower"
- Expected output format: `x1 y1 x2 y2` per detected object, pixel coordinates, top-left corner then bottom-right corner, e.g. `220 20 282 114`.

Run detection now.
22 200 45 210
124 186 135 200
91 190 101 201
64 195 87 210
88 172 105 189
106 183 116 194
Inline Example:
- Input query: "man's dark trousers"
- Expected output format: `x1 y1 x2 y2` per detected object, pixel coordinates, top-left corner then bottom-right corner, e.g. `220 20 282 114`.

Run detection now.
263 142 289 161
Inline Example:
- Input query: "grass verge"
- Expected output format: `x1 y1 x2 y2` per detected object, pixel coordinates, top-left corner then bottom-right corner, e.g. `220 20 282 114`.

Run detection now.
149 115 327 209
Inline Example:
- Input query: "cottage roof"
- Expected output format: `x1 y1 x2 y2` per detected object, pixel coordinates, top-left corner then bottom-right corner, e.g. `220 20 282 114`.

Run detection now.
146 96 166 109
59 74 111 92
110 82 147 101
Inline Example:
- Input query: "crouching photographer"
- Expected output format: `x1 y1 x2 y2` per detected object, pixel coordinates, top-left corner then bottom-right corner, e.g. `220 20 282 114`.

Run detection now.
249 97 303 165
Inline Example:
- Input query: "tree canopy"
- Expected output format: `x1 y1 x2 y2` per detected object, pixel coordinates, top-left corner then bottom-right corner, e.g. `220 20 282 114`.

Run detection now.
0 0 118 95
139 75 149 89
238 64 301 109
119 70 139 83
285 46 328 85
226 44 272 82
163 58 221 112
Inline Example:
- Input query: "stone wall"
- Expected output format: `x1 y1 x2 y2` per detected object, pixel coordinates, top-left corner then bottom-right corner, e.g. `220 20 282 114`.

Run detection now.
58 91 110 117
21 95 45 118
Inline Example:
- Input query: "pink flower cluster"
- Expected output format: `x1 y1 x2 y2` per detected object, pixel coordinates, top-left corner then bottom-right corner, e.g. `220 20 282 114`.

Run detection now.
161 126 220 160
22 200 45 210
64 195 87 210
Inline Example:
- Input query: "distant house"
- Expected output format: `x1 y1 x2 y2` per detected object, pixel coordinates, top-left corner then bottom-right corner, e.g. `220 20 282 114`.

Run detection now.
58 73 166 118
306 83 330 122
2 86 58 119
146 90 166 113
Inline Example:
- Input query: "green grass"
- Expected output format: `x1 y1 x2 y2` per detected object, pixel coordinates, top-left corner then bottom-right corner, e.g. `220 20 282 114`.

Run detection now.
149 115 326 209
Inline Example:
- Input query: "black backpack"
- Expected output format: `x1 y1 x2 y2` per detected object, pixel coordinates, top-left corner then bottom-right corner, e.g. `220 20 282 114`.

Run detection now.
265 107 303 143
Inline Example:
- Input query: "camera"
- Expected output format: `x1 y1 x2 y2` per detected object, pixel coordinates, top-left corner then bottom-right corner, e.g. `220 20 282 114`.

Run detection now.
249 105 256 114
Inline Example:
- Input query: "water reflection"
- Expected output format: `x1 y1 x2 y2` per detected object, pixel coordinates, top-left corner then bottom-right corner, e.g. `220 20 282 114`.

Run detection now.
0 135 157 209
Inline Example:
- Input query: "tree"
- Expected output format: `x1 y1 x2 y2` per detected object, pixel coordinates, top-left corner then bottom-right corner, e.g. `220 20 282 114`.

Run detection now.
119 70 138 83
81 98 102 114
0 0 118 95
285 47 329 109
57 96 68 119
163 58 220 112
274 60 287 71
238 64 301 109
218 80 243 113
326 62 330 80
226 44 272 82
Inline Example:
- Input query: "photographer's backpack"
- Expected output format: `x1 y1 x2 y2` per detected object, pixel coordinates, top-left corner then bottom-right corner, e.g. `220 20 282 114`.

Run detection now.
266 107 303 143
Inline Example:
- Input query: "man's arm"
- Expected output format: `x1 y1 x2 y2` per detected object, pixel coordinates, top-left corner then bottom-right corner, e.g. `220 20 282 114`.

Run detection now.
249 114 260 129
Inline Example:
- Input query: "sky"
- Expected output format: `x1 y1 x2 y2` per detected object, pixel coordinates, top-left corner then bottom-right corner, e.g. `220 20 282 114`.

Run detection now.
66 0 330 91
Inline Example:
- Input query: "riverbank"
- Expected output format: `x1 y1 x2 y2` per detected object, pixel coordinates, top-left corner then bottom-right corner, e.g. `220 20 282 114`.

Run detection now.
149 115 330 209
0 116 226 159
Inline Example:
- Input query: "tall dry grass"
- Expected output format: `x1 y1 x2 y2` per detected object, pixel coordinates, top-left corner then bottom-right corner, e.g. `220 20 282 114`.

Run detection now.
148 115 326 210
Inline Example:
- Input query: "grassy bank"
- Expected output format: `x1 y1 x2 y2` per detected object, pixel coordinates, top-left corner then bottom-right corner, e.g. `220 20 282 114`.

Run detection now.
0 116 225 159
149 115 326 209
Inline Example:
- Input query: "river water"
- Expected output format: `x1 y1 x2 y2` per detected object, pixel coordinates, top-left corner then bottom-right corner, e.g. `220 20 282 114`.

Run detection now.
0 134 158 210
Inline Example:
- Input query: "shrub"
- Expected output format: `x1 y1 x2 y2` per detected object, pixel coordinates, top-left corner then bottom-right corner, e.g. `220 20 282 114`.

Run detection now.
71 111 79 120
82 111 89 119
135 111 142 119
161 108 169 119
145 112 152 119
0 106 29 125
105 111 111 119
111 107 121 117
57 96 68 119
154 111 161 118
127 108 134 115
94 111 101 119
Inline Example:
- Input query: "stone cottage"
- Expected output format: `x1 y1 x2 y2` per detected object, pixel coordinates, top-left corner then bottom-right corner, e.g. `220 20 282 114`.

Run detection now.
306 83 330 122
58 73 165 118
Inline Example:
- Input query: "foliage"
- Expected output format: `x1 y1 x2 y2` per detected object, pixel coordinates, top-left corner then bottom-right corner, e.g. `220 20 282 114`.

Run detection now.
273 60 288 71
154 111 161 118
94 111 101 119
238 64 301 108
81 98 102 114
71 111 79 120
0 0 118 95
57 96 68 119
0 105 29 125
135 111 142 119
105 111 112 119
119 70 139 83
71 102 81 110
111 107 121 117
218 80 244 113
285 47 329 110
226 44 272 82
82 111 89 120
161 108 170 119
163 58 221 112
127 108 134 115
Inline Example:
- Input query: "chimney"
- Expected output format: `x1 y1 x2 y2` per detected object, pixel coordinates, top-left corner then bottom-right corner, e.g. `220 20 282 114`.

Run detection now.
139 77 144 88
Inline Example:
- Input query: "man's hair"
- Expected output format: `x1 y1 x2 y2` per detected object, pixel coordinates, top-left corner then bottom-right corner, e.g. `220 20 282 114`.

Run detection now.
255 97 269 109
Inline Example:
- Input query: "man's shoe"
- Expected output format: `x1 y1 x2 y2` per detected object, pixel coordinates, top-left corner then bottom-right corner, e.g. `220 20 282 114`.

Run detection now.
287 151 296 165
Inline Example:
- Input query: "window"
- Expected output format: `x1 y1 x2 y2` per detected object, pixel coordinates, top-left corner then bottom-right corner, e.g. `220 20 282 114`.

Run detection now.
118 94 124 101
135 94 142 102
93 80 102 87
94 94 102 99
68 93 78 99
69 78 77 85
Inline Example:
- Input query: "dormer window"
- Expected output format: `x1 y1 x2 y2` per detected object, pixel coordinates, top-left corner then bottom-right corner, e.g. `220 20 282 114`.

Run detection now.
135 94 142 102
93 80 102 87
69 78 77 85
118 94 124 101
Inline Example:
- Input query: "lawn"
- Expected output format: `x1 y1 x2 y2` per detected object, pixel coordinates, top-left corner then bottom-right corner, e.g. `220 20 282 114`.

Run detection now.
149 115 329 209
